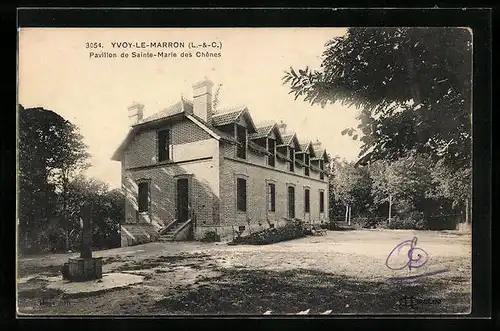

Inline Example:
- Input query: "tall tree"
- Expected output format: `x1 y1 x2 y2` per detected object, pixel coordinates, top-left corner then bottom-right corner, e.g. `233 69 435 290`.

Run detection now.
330 159 372 222
18 106 90 251
65 176 124 249
369 154 434 221
283 27 472 172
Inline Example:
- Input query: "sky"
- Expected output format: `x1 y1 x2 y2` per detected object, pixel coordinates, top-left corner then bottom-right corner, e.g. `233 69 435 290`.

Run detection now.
18 28 362 189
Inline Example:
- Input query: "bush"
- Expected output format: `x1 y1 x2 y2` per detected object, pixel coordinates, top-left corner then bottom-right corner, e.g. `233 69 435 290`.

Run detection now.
351 217 375 229
230 223 305 245
200 230 220 242
36 224 67 253
388 212 426 230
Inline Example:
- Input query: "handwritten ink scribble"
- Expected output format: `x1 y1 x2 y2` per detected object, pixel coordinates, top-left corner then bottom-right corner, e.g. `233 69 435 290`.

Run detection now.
386 236 429 271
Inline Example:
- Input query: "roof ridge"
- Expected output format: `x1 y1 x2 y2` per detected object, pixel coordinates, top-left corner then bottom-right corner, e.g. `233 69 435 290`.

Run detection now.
212 106 246 116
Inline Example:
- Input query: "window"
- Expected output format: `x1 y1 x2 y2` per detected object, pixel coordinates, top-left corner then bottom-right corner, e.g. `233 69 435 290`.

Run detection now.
267 183 276 212
237 178 247 212
320 160 325 180
138 182 149 213
289 147 295 172
267 139 276 167
158 129 170 162
288 186 295 219
304 154 310 176
319 190 325 213
236 125 247 159
304 188 310 213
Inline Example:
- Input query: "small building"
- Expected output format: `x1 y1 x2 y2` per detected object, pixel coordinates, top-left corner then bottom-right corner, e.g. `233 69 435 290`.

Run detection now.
112 78 329 246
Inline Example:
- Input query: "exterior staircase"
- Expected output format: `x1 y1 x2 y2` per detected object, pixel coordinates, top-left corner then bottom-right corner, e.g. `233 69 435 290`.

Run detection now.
158 219 193 242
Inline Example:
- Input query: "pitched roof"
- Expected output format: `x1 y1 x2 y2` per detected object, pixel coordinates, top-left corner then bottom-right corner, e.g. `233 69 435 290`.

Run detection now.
279 133 301 150
249 124 274 140
249 123 284 145
297 141 317 157
135 99 192 126
111 107 237 161
312 146 328 160
187 114 237 143
211 107 257 133
282 134 295 145
211 108 244 127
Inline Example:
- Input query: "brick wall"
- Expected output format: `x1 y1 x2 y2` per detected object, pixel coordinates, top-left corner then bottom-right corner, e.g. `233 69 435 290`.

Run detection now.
123 158 218 226
124 119 212 168
217 142 329 239
120 117 220 246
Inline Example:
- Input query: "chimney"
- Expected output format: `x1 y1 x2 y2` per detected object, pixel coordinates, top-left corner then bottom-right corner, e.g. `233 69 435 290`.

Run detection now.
192 77 214 123
128 102 144 126
277 120 287 134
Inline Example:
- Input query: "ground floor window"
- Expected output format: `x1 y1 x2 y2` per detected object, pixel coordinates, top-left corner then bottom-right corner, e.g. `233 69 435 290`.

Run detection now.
320 190 325 213
237 178 247 212
268 183 276 212
304 188 310 213
138 181 150 213
288 186 295 219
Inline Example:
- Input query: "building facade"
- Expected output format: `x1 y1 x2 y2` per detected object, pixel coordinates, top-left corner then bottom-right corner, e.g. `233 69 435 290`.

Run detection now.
112 78 329 246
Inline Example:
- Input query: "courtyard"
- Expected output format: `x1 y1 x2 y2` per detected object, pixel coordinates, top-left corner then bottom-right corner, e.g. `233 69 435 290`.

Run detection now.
17 229 471 315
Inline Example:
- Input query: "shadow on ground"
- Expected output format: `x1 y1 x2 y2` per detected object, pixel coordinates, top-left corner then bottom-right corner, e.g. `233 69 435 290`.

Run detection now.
153 267 470 315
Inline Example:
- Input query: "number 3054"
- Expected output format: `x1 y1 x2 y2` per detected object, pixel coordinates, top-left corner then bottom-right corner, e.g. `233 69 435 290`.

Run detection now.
86 42 102 48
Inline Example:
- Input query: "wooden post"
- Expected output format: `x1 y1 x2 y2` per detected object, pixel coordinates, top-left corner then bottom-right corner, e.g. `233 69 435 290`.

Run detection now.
80 204 93 259
388 194 393 225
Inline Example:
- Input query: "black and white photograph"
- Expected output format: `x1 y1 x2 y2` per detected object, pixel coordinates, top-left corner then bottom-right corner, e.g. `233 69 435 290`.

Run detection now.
17 26 473 316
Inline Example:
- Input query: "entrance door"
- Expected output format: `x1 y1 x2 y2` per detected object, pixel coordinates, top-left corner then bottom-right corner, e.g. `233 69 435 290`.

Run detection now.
288 186 295 219
176 178 189 222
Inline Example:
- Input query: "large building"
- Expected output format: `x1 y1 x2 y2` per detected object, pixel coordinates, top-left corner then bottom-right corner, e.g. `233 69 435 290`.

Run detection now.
112 78 329 246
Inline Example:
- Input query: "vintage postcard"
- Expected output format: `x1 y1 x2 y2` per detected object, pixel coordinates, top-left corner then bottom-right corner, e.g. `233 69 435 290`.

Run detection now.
17 26 472 316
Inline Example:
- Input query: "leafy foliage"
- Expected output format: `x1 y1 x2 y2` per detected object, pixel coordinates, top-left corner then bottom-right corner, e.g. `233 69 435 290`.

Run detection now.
18 106 88 251
230 222 305 245
18 105 123 253
200 230 221 243
283 27 472 170
370 154 434 211
329 158 372 216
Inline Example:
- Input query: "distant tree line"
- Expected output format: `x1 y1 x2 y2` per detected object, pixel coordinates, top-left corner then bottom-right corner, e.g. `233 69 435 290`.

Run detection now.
327 155 470 230
18 105 124 254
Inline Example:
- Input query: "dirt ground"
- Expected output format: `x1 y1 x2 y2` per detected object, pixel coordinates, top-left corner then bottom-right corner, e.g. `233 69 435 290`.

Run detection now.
17 229 471 316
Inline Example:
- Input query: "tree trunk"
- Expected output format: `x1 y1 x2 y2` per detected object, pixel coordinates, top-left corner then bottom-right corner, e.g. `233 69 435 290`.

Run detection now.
388 194 393 225
348 205 352 226
465 198 470 224
345 204 349 223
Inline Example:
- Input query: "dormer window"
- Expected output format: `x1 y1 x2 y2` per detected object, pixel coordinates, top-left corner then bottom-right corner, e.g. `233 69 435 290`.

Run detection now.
320 159 325 180
289 147 295 172
304 153 310 176
267 138 275 167
236 125 247 159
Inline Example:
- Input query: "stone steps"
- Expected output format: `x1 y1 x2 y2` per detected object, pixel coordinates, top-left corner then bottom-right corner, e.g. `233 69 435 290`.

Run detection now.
159 222 185 241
